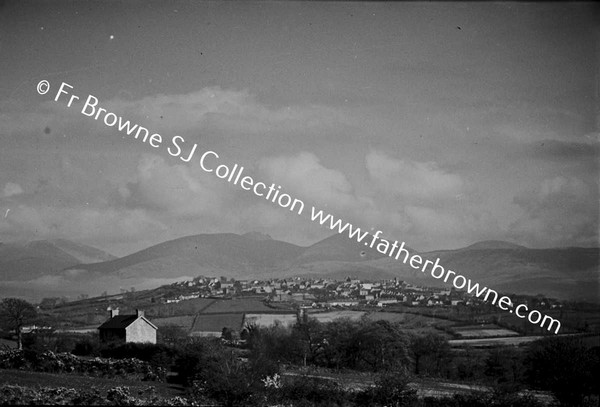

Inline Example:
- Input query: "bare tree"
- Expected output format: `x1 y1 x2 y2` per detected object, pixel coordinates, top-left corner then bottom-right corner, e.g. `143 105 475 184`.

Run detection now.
0 298 37 350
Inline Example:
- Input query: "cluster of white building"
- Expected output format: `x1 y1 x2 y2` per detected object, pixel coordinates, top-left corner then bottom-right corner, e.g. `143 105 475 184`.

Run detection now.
161 276 477 309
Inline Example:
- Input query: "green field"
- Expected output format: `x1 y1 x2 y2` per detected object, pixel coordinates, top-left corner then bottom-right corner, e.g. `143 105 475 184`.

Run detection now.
151 315 195 329
309 310 366 323
368 310 456 327
202 297 278 313
452 326 520 338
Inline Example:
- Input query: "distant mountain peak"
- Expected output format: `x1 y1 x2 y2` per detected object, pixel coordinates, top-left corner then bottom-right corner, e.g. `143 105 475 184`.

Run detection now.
462 240 526 251
242 231 273 241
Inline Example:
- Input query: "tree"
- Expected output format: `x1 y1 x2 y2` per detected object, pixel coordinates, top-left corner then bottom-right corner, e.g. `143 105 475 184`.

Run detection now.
525 336 599 406
221 327 233 341
484 347 525 393
157 324 188 345
409 333 450 375
370 366 417 407
292 318 325 367
355 320 410 372
177 338 277 406
0 298 37 349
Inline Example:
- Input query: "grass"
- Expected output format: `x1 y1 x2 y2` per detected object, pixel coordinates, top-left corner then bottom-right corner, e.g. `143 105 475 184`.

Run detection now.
368 310 455 327
309 310 366 323
202 297 275 313
453 328 520 338
0 369 185 398
151 315 195 329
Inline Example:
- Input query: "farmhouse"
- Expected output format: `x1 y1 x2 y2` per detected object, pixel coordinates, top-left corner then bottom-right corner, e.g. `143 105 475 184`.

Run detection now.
97 309 157 344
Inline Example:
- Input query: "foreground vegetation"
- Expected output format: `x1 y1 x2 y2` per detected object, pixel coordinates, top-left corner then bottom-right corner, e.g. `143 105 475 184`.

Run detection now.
0 316 597 406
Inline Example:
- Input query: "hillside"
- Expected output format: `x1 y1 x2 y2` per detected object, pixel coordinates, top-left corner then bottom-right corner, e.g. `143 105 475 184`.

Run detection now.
423 246 599 302
366 245 599 302
67 233 305 279
0 239 116 281
0 233 598 302
460 240 527 251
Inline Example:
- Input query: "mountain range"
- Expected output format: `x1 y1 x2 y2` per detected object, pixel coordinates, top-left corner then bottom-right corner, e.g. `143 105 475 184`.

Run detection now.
0 232 598 303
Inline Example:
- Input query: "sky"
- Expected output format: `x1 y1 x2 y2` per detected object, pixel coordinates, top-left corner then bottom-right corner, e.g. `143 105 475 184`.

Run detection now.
0 1 598 256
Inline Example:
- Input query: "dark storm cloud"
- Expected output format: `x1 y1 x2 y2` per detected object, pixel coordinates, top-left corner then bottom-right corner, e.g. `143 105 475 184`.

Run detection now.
522 140 600 161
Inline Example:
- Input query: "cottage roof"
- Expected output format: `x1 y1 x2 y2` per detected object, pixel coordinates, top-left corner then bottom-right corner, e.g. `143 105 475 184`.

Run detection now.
98 315 157 330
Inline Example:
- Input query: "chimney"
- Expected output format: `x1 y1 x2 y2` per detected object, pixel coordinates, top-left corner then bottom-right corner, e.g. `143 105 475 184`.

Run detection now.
296 307 307 324
110 308 119 318
136 309 144 318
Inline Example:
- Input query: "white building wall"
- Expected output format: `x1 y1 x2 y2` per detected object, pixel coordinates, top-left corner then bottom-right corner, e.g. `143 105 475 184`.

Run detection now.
125 318 157 344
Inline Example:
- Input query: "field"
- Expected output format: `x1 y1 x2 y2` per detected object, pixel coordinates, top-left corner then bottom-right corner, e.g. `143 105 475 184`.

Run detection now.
455 328 519 338
202 297 278 313
452 324 520 338
245 313 298 327
145 297 216 317
449 333 600 349
368 310 456 328
448 336 546 347
151 315 195 329
309 310 366 323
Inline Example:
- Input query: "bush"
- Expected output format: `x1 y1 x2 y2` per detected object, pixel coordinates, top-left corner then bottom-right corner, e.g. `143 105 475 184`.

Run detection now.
270 375 349 407
100 342 178 369
417 391 545 407
177 338 281 406
524 336 599 406
72 336 101 357
0 384 190 405
22 331 79 354
0 349 166 381
173 340 214 385
356 367 417 407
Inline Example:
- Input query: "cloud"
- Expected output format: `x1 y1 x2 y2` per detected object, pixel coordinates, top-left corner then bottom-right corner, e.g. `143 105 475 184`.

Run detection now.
105 87 348 138
520 139 600 162
117 153 229 218
256 151 417 243
0 203 167 251
365 150 463 202
404 206 463 236
2 182 23 197
514 176 591 215
111 152 340 249
510 176 598 247
2 81 596 253
258 152 356 208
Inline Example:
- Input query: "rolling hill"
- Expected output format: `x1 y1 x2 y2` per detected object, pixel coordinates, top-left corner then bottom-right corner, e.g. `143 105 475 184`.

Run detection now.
0 239 116 281
293 233 388 263
66 233 305 279
366 244 599 302
0 233 598 302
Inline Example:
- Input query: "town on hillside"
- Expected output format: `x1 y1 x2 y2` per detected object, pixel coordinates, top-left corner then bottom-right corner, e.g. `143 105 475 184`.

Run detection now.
29 274 582 344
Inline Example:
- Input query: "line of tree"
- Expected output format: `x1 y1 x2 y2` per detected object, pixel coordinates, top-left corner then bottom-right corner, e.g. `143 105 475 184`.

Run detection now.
0 298 37 349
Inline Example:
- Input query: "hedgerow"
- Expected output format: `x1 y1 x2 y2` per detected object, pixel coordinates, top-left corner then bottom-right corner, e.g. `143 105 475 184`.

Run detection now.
0 384 191 406
0 350 166 382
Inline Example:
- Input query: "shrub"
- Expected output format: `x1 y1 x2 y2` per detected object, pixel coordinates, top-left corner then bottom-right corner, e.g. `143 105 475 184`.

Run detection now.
271 375 349 407
525 336 598 406
0 349 166 381
72 337 101 357
356 367 417 407
100 342 178 369
0 384 190 405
